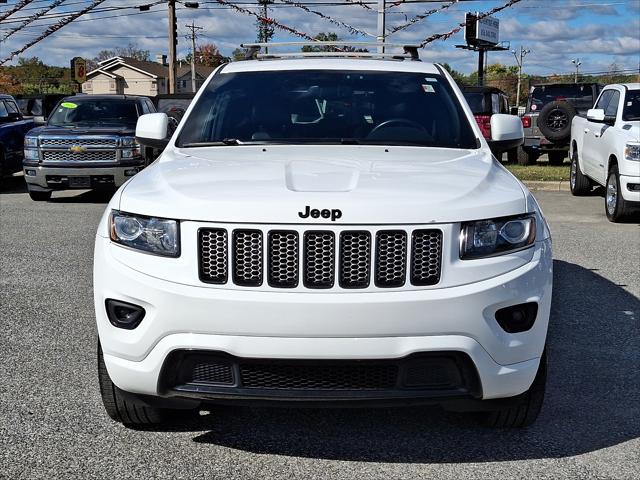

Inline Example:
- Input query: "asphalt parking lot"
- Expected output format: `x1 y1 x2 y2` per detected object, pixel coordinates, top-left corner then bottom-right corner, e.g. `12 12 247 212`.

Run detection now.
1 176 638 479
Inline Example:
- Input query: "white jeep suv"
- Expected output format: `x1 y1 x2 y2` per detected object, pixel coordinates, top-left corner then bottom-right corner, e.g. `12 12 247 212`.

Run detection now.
94 47 552 428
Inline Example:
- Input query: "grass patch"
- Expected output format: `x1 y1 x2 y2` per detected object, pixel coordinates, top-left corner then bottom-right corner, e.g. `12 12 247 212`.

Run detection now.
505 164 570 182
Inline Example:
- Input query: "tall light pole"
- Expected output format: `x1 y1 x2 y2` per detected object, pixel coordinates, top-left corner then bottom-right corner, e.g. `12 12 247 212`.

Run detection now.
168 0 177 94
572 58 582 83
512 45 530 108
185 21 203 93
377 0 386 53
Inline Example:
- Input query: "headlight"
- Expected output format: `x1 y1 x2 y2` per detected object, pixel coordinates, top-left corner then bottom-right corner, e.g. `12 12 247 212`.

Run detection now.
24 136 38 148
109 210 179 257
120 148 141 159
460 214 536 259
624 143 640 161
24 149 39 161
120 136 138 147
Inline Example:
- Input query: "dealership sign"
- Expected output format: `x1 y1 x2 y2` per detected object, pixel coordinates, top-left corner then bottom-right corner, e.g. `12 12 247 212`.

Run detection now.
465 13 500 46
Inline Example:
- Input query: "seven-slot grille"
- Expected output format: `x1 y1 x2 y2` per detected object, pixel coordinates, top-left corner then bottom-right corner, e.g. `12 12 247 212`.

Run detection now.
198 227 442 289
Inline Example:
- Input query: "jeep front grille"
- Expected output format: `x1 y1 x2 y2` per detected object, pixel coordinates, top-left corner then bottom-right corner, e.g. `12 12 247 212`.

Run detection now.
198 227 442 290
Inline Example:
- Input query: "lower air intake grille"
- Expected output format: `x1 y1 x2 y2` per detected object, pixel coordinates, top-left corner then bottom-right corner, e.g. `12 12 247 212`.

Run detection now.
411 230 443 286
240 363 398 390
303 231 335 289
233 230 263 286
375 230 408 288
191 362 234 385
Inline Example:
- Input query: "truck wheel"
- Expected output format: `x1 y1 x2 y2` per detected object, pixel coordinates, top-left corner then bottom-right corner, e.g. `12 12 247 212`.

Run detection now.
479 349 547 428
570 149 591 196
517 147 538 166
538 101 576 143
605 165 632 222
28 189 52 202
98 343 173 427
548 151 566 166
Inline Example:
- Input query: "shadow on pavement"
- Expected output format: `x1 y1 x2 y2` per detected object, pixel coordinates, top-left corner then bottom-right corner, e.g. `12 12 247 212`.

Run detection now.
0 175 27 194
138 261 640 462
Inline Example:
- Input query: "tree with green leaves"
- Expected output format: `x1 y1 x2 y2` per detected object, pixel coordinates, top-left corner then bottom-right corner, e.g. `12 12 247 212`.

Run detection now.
301 33 368 52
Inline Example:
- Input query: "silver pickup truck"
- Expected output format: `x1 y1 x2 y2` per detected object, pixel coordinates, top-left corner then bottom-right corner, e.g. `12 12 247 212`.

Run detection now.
23 95 158 201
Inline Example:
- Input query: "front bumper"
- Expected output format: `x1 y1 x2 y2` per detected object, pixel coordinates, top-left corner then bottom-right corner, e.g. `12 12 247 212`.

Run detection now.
619 175 640 203
95 237 552 402
23 161 143 189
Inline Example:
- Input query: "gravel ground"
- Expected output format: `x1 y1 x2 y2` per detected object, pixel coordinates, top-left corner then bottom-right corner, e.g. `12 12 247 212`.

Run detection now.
1 177 638 479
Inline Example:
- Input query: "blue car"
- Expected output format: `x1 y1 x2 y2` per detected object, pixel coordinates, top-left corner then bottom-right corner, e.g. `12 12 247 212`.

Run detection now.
0 94 35 187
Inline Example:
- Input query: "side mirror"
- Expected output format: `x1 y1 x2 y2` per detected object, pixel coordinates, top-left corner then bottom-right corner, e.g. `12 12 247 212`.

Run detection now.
586 109 605 123
488 114 524 154
135 113 169 149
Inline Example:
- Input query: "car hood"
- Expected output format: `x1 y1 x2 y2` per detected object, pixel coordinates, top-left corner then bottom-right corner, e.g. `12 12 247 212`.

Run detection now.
119 145 527 224
29 125 135 136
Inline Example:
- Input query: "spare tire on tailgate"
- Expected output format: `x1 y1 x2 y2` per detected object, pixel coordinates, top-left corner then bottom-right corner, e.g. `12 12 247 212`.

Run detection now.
538 101 576 143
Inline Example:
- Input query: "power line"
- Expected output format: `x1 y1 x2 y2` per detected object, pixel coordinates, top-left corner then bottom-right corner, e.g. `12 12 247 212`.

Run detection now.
1 0 107 65
1 0 66 41
0 0 35 23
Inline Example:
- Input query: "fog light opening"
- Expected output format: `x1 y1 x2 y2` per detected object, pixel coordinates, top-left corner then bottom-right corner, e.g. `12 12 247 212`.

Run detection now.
495 302 538 333
124 168 140 177
105 299 145 329
25 169 36 176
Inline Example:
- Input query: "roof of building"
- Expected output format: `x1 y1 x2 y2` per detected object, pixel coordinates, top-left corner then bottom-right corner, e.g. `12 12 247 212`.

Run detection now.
176 64 216 78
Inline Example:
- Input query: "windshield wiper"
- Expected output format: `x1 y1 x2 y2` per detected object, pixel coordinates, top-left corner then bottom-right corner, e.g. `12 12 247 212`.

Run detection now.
181 138 244 147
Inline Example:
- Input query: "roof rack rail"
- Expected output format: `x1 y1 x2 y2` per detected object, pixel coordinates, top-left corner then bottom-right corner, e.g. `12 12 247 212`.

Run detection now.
239 42 421 61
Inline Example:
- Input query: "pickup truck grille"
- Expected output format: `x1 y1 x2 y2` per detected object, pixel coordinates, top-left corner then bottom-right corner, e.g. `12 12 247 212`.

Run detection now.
42 150 117 163
198 227 442 290
39 137 117 148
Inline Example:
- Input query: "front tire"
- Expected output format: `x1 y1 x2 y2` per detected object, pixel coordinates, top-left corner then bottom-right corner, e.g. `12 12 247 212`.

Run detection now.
479 350 547 428
570 149 591 196
98 343 172 427
28 189 52 202
605 165 631 222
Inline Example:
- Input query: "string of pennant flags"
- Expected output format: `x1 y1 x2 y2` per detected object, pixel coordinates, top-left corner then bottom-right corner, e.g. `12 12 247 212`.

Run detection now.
1 0 66 42
387 1 456 36
279 0 375 37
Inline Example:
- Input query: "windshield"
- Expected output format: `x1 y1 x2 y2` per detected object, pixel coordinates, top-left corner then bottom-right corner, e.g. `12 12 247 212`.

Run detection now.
623 90 640 121
176 70 478 149
49 99 139 127
529 85 596 112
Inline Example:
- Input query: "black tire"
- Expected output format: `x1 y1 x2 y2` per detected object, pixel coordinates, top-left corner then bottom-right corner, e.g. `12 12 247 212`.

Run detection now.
479 349 547 428
28 189 52 202
548 150 566 166
570 148 591 196
605 165 632 222
517 146 538 166
98 343 171 427
538 101 576 143
506 148 518 164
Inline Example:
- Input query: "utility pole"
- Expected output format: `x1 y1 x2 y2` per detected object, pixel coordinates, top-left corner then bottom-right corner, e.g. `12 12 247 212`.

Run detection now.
512 45 530 108
258 0 273 54
185 21 203 93
167 0 177 94
377 0 386 53
572 58 582 83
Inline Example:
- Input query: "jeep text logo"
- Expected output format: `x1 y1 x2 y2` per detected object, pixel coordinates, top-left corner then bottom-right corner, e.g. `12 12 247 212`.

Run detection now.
298 206 342 221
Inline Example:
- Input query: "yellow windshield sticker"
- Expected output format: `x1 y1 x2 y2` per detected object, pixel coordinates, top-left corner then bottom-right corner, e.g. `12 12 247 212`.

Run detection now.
61 102 78 109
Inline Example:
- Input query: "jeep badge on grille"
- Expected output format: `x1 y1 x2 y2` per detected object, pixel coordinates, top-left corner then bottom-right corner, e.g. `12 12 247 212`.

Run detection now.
298 206 342 221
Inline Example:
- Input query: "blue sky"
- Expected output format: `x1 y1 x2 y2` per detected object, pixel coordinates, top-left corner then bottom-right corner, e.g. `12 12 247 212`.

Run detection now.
0 0 638 76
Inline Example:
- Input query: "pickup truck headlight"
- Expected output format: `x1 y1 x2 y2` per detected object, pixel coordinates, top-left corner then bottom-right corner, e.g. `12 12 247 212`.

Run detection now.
24 137 38 148
120 137 138 147
24 149 39 161
109 210 179 257
624 143 640 161
460 214 536 259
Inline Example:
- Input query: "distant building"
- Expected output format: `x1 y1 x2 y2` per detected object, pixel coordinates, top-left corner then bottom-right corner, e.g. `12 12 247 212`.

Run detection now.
82 55 214 96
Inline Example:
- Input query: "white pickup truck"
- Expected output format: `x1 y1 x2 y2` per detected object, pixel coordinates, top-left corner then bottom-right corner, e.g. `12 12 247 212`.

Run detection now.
570 83 640 222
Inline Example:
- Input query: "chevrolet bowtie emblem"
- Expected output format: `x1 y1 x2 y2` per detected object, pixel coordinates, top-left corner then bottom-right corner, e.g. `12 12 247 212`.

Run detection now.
69 145 87 153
